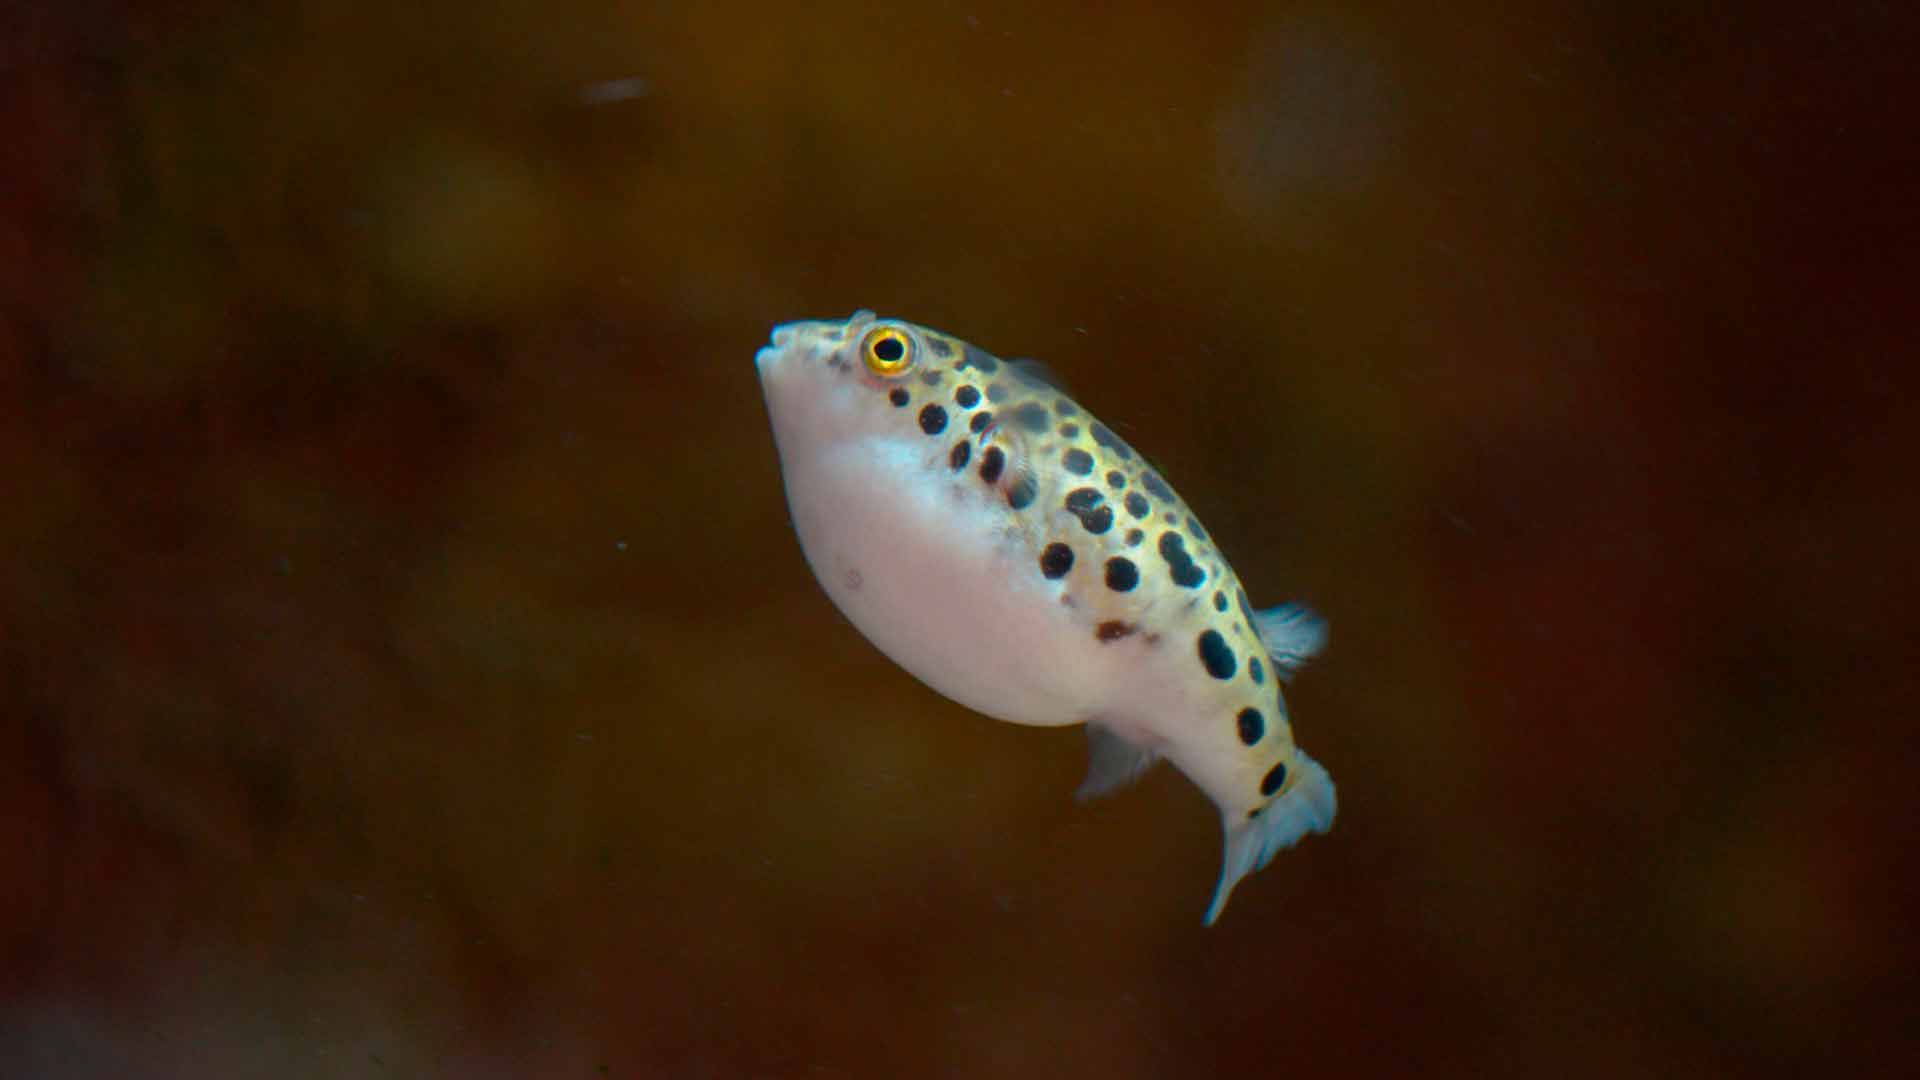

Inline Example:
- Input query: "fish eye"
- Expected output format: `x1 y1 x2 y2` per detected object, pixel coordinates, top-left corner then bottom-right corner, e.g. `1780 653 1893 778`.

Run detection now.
860 326 914 376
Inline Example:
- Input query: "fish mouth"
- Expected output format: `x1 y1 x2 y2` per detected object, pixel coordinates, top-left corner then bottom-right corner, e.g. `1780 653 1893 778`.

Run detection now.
754 323 800 371
755 311 874 371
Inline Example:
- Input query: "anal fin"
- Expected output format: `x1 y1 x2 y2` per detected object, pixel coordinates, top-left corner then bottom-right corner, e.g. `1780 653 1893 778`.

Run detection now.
1075 722 1160 802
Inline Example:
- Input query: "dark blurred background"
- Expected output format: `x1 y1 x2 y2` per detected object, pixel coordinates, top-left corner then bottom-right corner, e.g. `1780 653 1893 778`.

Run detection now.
3 2 1914 1076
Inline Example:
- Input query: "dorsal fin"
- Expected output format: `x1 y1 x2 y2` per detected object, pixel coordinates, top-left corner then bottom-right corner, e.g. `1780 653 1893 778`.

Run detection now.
1251 603 1327 680
1005 356 1068 393
1075 722 1160 802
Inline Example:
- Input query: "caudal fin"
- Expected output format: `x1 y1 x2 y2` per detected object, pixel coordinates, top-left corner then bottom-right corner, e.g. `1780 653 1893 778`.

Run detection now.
1202 749 1337 926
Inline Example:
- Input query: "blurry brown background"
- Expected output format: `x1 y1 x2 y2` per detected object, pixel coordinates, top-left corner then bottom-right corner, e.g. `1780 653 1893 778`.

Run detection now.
3 2 1914 1076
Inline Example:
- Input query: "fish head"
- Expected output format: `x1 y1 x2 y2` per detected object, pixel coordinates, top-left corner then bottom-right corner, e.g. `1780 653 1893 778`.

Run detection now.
755 309 973 450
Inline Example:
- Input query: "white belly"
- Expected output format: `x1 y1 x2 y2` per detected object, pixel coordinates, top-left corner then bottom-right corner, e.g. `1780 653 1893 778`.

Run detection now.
780 436 1115 726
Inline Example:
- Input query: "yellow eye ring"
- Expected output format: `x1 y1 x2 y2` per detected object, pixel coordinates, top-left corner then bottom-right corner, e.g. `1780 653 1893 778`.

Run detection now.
860 326 914 376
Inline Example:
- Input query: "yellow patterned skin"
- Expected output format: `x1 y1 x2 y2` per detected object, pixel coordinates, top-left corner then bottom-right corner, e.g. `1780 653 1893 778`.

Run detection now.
756 311 1334 924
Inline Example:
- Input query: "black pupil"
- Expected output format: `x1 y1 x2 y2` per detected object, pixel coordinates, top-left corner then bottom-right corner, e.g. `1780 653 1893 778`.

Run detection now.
873 336 905 363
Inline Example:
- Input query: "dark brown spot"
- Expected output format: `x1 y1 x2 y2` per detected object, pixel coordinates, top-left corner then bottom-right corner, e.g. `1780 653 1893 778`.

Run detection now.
1197 629 1236 679
1260 761 1287 796
1008 401 1050 432
1006 470 1037 510
1064 487 1114 535
1159 530 1206 588
959 344 997 373
1095 620 1138 643
1089 421 1133 460
1039 541 1073 579
1237 707 1264 745
980 445 1006 484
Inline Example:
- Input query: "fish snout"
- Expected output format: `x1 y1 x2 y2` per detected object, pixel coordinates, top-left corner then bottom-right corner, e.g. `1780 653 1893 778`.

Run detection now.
756 323 802 372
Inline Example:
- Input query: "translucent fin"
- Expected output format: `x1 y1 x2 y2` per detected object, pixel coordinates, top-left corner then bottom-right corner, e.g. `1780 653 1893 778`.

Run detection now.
1202 749 1336 926
1075 723 1160 802
1252 603 1328 680
1004 356 1068 392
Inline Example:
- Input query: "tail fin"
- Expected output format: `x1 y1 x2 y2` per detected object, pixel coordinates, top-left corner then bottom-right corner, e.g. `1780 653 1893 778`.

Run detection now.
1252 603 1328 680
1202 749 1337 926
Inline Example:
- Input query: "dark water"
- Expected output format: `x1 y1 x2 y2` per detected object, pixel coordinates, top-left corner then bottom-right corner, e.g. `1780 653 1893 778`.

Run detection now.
5 3 1913 1076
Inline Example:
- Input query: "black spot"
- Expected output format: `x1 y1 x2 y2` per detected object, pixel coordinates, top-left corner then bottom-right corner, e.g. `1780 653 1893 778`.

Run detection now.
919 403 948 436
919 368 943 385
1095 620 1136 643
1187 515 1209 542
1158 531 1206 588
1198 629 1236 680
970 411 994 433
1213 591 1227 612
1008 401 1050 432
954 385 981 408
1054 399 1079 416
1104 556 1139 592
927 337 953 358
1089 422 1134 461
979 446 1006 484
960 345 998 374
1260 761 1287 797
889 387 910 408
1006 470 1037 510
1124 528 1143 546
1062 448 1094 476
1039 542 1074 579
1065 487 1114 535
986 383 1009 403
1237 708 1264 746
1124 492 1150 519
1106 470 1126 490
949 441 971 470
1141 471 1174 501
1249 656 1265 685
1058 423 1080 439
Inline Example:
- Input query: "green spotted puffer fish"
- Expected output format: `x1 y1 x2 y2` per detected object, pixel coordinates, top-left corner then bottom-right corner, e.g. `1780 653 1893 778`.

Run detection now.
755 311 1334 925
